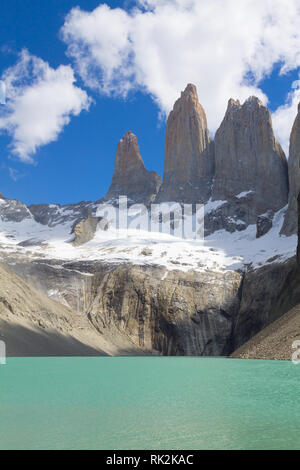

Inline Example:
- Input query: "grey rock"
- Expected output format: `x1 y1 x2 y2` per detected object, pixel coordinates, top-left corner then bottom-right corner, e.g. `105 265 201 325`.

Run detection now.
210 97 288 233
256 211 274 238
233 259 295 350
5 257 243 356
29 201 95 228
281 103 300 236
0 194 33 223
6 253 296 357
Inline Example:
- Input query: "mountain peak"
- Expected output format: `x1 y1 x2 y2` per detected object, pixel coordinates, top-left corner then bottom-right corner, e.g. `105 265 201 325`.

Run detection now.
181 83 198 98
104 131 161 204
115 130 145 173
244 96 264 108
156 83 214 204
213 93 288 228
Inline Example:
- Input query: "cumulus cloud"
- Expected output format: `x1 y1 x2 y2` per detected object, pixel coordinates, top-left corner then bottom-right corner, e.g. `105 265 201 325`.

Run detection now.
272 76 300 154
0 49 91 163
61 0 300 152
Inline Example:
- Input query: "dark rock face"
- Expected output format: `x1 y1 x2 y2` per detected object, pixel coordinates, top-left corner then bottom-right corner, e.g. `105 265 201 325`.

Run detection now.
156 84 214 204
208 97 288 233
232 194 300 359
29 201 95 228
6 258 243 356
256 211 274 239
281 104 300 236
232 259 295 350
105 130 161 204
6 252 297 357
0 194 32 223
296 192 300 265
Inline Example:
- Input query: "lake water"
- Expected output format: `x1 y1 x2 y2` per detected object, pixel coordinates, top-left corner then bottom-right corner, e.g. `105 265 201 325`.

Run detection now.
0 357 299 450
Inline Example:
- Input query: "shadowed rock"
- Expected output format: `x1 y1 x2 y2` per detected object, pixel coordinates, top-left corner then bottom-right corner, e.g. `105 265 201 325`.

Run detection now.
281 103 300 236
206 97 288 234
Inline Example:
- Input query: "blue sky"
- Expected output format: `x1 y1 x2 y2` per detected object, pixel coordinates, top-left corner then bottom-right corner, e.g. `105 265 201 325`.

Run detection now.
0 0 300 205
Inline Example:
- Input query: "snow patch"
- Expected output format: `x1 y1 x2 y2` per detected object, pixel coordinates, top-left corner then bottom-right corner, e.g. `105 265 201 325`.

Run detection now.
236 190 254 199
0 204 296 274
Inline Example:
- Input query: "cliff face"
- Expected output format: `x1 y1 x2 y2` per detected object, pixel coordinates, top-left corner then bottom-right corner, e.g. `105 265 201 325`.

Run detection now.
232 188 300 360
205 97 289 234
213 97 288 207
281 104 300 236
6 259 243 356
5 253 296 357
0 263 114 356
156 84 214 204
105 130 161 204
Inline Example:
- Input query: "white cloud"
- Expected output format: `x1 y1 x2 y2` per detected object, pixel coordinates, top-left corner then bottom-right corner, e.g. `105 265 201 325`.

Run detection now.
61 0 300 152
272 76 300 155
0 49 91 163
0 80 6 104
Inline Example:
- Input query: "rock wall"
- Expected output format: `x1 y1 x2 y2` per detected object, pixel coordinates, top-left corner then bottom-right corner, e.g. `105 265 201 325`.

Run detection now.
232 259 296 350
5 255 296 357
206 97 288 234
281 104 300 236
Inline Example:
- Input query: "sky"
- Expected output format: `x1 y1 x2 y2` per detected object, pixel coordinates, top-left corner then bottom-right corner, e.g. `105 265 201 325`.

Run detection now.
0 0 300 206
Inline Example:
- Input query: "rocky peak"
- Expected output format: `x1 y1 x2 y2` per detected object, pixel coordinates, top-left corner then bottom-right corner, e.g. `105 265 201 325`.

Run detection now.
281 104 300 236
227 98 241 110
244 95 264 107
156 83 214 203
174 83 203 112
105 131 161 204
115 130 145 173
0 196 33 223
211 96 288 229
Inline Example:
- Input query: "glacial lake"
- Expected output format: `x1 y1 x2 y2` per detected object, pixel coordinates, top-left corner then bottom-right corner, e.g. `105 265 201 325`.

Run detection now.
0 357 299 450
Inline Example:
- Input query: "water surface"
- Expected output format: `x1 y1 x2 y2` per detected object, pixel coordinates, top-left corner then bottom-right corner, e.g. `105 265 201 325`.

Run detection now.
0 357 299 450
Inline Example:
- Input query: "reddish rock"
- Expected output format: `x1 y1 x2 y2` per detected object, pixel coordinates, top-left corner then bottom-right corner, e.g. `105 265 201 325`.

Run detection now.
105 131 161 204
156 84 214 203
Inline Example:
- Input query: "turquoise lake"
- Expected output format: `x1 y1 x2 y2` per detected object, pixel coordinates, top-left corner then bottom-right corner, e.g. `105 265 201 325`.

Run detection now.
0 357 299 450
